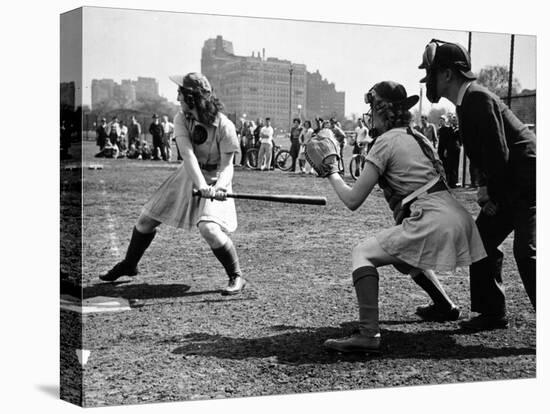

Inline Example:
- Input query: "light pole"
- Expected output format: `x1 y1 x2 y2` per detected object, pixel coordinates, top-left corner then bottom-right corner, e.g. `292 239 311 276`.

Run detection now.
288 65 293 136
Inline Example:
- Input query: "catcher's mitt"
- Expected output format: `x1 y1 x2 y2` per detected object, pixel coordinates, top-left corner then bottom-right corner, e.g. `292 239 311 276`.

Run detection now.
304 129 344 177
191 124 208 145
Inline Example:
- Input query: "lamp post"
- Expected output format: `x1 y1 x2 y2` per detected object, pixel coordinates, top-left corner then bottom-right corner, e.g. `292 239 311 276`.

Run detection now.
288 64 293 136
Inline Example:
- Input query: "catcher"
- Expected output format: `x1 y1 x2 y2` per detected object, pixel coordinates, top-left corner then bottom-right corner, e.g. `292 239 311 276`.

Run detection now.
306 81 486 353
99 72 246 296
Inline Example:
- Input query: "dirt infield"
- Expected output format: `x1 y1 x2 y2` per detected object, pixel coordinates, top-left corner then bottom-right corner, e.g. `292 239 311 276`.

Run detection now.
66 142 535 407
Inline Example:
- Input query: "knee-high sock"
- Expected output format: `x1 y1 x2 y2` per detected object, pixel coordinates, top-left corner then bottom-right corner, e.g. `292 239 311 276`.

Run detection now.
211 239 242 280
352 266 380 336
411 270 453 309
124 226 156 268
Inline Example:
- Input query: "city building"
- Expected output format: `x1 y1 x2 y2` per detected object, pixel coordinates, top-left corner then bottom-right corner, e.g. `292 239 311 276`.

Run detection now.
91 77 159 109
201 35 344 130
60 81 76 110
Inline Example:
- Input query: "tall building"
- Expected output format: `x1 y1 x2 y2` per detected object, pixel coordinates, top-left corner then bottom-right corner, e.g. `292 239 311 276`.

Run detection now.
134 77 159 100
90 77 159 109
306 70 345 121
91 78 116 107
60 81 76 110
201 35 344 130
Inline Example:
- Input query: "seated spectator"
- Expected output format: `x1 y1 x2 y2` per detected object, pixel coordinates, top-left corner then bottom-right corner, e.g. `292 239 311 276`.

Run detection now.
94 138 120 158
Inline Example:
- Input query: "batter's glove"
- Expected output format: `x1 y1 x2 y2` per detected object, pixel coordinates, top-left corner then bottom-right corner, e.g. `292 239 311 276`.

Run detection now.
305 129 344 178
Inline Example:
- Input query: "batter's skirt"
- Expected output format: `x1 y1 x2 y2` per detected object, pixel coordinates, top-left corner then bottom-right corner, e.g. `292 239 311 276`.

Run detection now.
141 165 237 232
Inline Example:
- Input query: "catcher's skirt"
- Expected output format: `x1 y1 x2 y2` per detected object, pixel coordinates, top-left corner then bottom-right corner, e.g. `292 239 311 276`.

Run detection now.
142 164 237 232
376 191 486 272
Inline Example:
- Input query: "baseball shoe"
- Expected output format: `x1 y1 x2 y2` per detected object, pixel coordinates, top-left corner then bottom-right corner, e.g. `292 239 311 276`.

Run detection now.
222 276 247 296
459 314 508 331
415 303 460 322
323 333 381 354
99 261 138 282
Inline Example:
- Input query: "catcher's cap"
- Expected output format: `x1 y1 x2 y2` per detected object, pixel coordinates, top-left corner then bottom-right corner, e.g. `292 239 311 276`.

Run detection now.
419 39 476 82
169 72 212 94
366 81 419 110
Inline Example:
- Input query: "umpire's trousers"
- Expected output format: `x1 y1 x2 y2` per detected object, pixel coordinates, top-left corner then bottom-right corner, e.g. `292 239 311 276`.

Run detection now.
469 193 536 315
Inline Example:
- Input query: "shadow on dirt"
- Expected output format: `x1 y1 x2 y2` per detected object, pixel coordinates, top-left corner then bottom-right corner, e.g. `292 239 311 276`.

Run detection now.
169 326 535 364
83 282 195 300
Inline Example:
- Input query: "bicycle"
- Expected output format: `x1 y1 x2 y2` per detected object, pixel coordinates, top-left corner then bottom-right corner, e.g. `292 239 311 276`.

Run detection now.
245 144 293 171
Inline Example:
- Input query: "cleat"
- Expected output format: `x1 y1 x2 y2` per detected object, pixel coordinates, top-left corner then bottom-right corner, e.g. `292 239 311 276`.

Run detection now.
323 334 381 353
415 303 460 322
459 314 509 331
99 261 138 282
222 276 247 296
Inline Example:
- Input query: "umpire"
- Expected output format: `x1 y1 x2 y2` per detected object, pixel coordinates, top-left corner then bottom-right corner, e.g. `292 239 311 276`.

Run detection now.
418 39 536 330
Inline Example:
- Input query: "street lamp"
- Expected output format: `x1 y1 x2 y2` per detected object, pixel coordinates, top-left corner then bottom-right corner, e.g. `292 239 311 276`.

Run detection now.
288 64 293 136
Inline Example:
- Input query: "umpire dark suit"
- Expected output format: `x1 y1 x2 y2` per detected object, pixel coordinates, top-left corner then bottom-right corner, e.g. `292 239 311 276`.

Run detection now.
438 122 461 188
456 82 536 315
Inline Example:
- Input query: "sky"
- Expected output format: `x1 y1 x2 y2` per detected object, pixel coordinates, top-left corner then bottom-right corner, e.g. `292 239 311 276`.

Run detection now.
66 7 536 117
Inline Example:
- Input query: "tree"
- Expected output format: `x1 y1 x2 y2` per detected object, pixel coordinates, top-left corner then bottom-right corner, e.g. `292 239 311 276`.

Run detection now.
476 65 521 98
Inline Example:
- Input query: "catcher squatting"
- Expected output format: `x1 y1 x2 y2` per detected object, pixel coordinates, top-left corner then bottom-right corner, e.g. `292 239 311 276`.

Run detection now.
99 39 536 354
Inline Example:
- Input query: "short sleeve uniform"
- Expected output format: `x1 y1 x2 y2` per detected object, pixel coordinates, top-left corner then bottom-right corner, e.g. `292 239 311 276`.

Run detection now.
142 111 240 232
365 128 486 272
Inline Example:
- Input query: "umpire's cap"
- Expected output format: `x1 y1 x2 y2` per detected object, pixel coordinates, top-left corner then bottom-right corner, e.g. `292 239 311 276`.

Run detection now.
419 39 476 82
169 72 212 95
365 81 419 110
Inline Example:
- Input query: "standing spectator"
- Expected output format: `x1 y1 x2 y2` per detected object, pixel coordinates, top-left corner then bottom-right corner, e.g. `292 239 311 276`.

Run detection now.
107 116 121 149
419 39 536 330
298 120 314 174
348 118 371 176
329 118 347 161
446 114 462 188
95 118 108 151
289 118 303 172
60 120 72 160
436 115 452 184
119 120 128 152
149 113 165 161
161 115 175 161
258 117 274 171
238 121 250 166
128 116 142 149
253 119 264 150
418 114 438 149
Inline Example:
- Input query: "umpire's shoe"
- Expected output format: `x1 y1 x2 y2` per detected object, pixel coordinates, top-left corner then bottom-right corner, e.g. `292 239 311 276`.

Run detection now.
415 303 460 322
459 313 509 331
99 261 138 282
222 276 247 296
323 333 381 354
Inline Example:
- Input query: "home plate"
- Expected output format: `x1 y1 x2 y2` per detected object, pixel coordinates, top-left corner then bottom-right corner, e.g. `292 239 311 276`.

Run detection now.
61 295 132 314
88 164 104 170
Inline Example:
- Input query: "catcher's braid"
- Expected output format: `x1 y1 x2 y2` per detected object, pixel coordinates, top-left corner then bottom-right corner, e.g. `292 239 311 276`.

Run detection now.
305 129 344 178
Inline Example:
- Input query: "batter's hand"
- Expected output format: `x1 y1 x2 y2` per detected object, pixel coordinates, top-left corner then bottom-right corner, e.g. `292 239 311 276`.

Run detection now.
198 185 217 200
213 186 228 201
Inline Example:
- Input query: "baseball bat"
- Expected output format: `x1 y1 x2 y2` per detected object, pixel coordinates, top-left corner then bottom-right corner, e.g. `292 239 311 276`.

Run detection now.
192 189 326 205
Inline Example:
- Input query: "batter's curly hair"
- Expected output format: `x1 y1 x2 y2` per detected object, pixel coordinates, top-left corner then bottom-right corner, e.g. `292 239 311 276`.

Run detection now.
179 86 225 125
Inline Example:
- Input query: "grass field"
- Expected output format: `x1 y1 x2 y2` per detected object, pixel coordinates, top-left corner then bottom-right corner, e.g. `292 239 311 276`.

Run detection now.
61 141 535 407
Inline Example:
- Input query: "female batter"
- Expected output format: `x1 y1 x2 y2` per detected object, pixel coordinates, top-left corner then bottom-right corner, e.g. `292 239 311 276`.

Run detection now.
318 81 486 352
100 72 246 296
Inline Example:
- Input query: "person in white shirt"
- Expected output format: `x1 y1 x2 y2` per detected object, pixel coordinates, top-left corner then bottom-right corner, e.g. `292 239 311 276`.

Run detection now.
258 117 274 171
298 120 315 173
161 115 175 161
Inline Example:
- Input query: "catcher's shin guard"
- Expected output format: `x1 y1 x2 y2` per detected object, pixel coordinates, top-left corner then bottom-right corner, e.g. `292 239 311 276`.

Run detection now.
352 266 380 336
411 270 454 310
